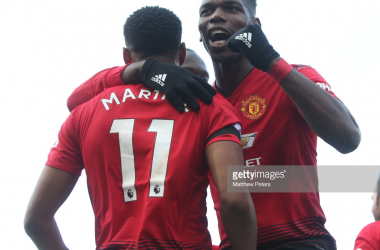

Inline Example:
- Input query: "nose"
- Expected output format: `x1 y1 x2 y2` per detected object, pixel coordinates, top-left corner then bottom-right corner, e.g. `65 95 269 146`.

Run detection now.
209 8 226 23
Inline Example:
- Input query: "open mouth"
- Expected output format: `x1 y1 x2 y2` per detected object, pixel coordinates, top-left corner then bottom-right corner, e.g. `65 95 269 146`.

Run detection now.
209 29 231 46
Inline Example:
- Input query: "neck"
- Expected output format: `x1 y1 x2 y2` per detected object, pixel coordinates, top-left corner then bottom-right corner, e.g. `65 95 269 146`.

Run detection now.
135 54 178 65
213 57 254 98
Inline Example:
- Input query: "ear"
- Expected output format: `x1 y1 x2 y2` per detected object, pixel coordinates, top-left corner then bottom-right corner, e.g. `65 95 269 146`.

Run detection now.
179 42 186 66
123 47 132 64
252 17 261 27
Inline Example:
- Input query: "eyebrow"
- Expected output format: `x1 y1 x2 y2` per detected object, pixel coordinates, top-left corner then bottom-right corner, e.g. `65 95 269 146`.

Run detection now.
199 2 213 12
224 0 244 7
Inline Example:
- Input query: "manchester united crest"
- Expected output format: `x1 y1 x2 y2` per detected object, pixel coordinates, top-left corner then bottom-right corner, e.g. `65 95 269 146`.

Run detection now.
241 95 266 120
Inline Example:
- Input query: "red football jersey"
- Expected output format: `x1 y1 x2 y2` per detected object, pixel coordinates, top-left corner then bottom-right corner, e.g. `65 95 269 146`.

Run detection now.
47 81 241 249
355 221 380 250
67 65 127 112
210 65 337 249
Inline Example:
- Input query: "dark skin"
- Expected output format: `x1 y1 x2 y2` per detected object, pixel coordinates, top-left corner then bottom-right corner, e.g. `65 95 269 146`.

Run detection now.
198 0 361 153
206 141 257 250
182 49 210 82
24 167 77 250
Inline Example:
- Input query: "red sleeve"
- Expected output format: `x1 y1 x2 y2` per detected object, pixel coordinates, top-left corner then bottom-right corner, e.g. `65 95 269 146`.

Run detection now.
202 94 242 148
45 112 84 176
67 64 130 111
292 64 337 98
355 238 375 250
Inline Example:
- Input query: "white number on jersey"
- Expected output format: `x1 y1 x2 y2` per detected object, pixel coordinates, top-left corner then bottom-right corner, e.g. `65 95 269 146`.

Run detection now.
110 119 174 202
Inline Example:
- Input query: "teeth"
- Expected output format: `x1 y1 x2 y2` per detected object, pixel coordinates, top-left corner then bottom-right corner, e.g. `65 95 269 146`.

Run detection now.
209 29 230 46
211 30 229 36
213 40 226 45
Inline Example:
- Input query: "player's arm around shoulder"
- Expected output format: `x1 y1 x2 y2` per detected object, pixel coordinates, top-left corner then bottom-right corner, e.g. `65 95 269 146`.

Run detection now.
272 59 361 153
24 166 79 250
67 65 128 112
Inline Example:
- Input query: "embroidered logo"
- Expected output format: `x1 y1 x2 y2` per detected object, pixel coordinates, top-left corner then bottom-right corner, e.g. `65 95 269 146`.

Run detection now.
151 74 167 87
241 95 266 120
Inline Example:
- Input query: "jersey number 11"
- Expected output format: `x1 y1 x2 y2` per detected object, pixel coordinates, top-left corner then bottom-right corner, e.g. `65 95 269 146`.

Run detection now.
110 119 174 202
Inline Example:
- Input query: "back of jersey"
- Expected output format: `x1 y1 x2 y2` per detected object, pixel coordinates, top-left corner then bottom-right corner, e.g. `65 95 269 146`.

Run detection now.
70 84 238 249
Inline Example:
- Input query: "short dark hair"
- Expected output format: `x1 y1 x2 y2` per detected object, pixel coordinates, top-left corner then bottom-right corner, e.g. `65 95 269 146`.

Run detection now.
124 6 182 58
242 0 257 18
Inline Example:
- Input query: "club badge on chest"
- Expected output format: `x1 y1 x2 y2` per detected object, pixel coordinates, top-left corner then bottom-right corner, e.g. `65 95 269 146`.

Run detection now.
241 95 266 120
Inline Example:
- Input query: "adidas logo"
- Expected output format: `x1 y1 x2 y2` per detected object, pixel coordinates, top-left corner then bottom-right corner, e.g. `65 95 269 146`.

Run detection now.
235 32 252 48
151 74 167 87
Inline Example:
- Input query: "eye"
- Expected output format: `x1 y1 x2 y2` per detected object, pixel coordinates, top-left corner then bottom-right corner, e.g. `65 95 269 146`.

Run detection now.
227 6 238 11
200 8 212 17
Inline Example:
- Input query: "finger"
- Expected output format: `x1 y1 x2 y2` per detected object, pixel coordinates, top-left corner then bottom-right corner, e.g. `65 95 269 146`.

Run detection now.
175 85 200 112
166 91 185 113
193 75 217 96
227 37 241 53
187 78 214 105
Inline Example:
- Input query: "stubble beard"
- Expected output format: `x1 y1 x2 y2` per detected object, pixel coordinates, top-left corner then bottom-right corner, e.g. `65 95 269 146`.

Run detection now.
211 53 237 64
